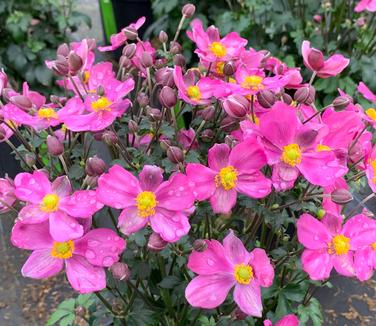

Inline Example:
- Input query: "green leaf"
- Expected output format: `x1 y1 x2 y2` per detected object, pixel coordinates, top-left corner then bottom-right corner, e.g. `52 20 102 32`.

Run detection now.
158 276 180 289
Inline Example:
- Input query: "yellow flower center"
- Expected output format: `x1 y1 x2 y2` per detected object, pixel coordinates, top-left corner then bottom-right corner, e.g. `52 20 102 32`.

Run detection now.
91 97 113 112
241 75 264 90
51 240 74 259
37 107 58 120
366 108 376 121
328 234 350 255
83 70 90 84
215 62 225 75
215 165 238 191
316 144 331 152
281 143 302 167
210 42 227 58
372 242 376 251
40 194 60 213
234 264 254 285
371 159 376 184
186 85 202 101
136 191 158 218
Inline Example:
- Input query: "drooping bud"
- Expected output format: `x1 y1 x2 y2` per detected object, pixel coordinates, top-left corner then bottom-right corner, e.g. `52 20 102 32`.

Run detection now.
85 156 106 176
294 86 315 105
332 96 350 111
173 54 186 67
123 43 137 59
155 68 174 87
307 48 325 71
10 95 32 110
137 92 149 107
331 189 353 205
123 27 138 40
223 61 236 76
141 52 153 68
159 31 168 44
57 43 70 57
159 86 177 108
182 3 196 18
167 146 184 163
222 94 249 119
147 232 168 251
160 139 172 151
193 239 208 252
102 131 118 145
47 135 64 156
169 41 182 55
257 90 276 108
128 119 138 134
201 129 214 142
68 52 83 74
281 93 293 105
52 58 69 76
109 262 130 281
147 108 162 122
201 105 215 121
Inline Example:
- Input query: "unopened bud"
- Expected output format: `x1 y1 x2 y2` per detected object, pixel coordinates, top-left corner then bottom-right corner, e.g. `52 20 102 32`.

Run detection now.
220 116 239 132
182 3 196 18
128 119 138 134
119 56 132 69
47 135 64 156
137 92 149 107
331 189 353 205
50 95 61 105
281 93 293 105
85 156 106 176
193 239 207 252
307 49 325 71
317 208 326 220
224 135 237 148
102 131 118 145
173 54 186 67
332 96 350 111
160 139 172 151
53 58 69 76
167 146 184 163
201 105 215 121
159 31 168 44
110 262 130 281
97 85 105 97
86 176 98 188
147 232 167 251
159 86 177 108
294 86 315 105
123 43 137 59
141 52 153 68
201 129 214 142
147 108 162 121
123 27 138 40
57 43 70 57
68 52 83 73
11 95 32 110
75 306 86 318
257 90 276 108
223 61 236 76
169 42 182 55
155 68 174 87
231 307 248 320
25 153 36 167
222 94 249 118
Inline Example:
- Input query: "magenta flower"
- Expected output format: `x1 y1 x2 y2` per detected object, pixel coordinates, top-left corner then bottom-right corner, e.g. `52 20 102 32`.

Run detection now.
366 145 376 192
355 0 376 12
187 19 247 63
357 82 376 127
186 139 271 214
296 213 373 280
98 17 146 52
177 128 198 150
257 102 347 191
0 176 16 213
11 221 125 293
96 165 195 242
14 171 103 242
264 314 299 326
302 41 349 78
185 230 274 317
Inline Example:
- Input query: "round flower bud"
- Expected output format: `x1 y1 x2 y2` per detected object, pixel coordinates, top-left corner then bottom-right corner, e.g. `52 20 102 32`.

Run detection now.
147 108 162 122
123 43 137 59
123 27 138 40
193 239 208 252
102 131 118 145
173 54 186 67
313 14 322 23
159 86 177 108
128 119 138 134
159 30 168 44
330 189 353 205
356 17 366 27
169 42 182 55
222 94 249 119
50 95 61 105
332 96 350 111
167 146 184 163
307 48 325 71
137 92 149 107
155 58 167 69
47 135 64 156
257 90 276 108
86 176 98 188
201 129 214 142
294 86 315 105
109 262 130 281
220 116 239 132
96 85 105 97
93 132 104 141
147 233 168 251
53 58 69 76
57 43 70 57
224 135 237 148
10 95 32 110
119 56 132 69
85 156 106 176
317 208 326 220
201 105 215 121
75 306 87 318
281 93 293 105
141 52 153 68
182 3 196 18
160 139 172 151
155 68 174 87
68 52 83 74
25 153 36 167
223 61 236 76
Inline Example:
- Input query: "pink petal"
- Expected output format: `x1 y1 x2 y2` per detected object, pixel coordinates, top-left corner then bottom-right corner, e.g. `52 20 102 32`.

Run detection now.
74 228 125 267
97 165 141 209
276 315 300 326
51 176 72 198
301 40 313 71
318 55 349 78
185 274 234 309
118 206 148 236
354 247 374 281
18 204 49 224
297 214 331 249
321 213 343 235
186 163 216 201
236 172 272 199
187 239 233 275
59 190 103 218
65 255 106 293
223 230 250 265
208 143 230 171
14 171 51 203
150 208 190 242
21 249 63 279
139 165 163 191
210 187 237 214
342 214 376 240
301 249 333 280
358 82 376 102
229 139 267 172
332 252 355 277
233 281 262 317
49 211 84 242
11 220 53 250
250 248 274 287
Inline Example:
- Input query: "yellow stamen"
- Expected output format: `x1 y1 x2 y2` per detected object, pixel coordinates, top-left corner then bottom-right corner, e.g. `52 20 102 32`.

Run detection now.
372 242 376 251
247 114 260 125
365 108 376 121
281 143 302 167
136 191 158 218
328 234 350 255
316 144 331 152
51 240 74 259
371 159 376 184
91 97 113 112
241 75 264 90
234 264 254 285
210 42 227 58
83 71 90 84
186 86 201 101
37 107 58 120
215 166 238 191
215 62 225 75
40 194 60 213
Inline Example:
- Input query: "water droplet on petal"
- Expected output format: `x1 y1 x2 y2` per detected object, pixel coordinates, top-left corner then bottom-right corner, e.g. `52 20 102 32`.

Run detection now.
85 249 96 259
103 256 114 266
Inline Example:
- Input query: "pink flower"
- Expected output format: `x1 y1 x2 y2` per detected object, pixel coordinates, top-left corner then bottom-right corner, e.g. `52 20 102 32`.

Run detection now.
14 171 103 242
366 145 376 192
357 82 376 127
11 221 125 293
0 176 16 213
296 213 373 280
322 178 349 216
348 131 372 170
0 119 14 143
187 19 247 63
177 128 198 150
98 17 146 52
302 41 349 78
185 230 274 317
257 102 347 191
96 165 195 242
355 0 376 12
186 139 271 214
264 314 299 326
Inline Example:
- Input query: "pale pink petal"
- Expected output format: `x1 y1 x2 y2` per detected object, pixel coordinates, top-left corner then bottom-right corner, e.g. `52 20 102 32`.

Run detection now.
229 139 267 172
355 0 370 12
236 172 272 199
223 230 250 265
14 171 51 203
210 187 237 214
332 252 355 277
208 143 230 171
65 255 106 293
297 213 331 249
354 247 374 281
301 41 313 71
59 190 103 218
318 55 349 78
250 248 274 287
11 220 53 250
49 211 84 242
18 204 50 224
186 163 216 201
118 206 148 236
51 176 72 198
301 249 333 280
21 249 63 279
139 165 163 191
185 274 234 309
233 281 262 317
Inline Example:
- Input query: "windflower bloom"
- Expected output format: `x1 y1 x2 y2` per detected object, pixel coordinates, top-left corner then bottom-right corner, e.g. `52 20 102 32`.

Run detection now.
185 230 274 317
297 213 373 280
11 221 125 293
357 82 376 128
97 165 195 242
0 176 16 213
186 139 271 214
355 0 376 12
14 171 103 242
302 41 349 78
366 145 376 192
98 17 146 52
264 314 299 326
257 102 347 191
